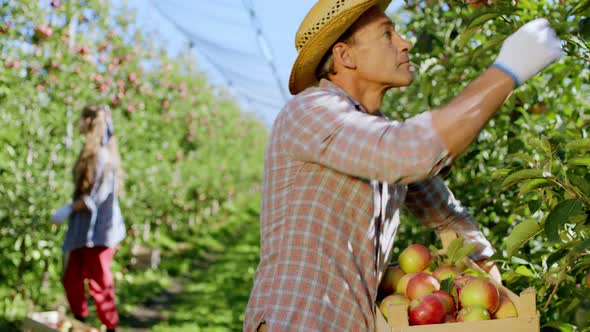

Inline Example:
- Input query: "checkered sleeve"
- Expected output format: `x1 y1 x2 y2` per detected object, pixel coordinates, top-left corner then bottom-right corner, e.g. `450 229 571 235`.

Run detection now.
283 90 451 184
404 176 495 261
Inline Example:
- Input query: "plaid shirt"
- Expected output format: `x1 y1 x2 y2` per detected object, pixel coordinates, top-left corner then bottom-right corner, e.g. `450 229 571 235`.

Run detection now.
244 79 494 332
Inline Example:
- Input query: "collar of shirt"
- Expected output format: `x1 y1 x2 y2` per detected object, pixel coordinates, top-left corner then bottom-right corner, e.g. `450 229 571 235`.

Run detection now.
318 79 384 117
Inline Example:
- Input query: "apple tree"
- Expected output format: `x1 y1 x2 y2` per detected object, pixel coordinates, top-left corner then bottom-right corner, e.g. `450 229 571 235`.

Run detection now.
383 0 590 329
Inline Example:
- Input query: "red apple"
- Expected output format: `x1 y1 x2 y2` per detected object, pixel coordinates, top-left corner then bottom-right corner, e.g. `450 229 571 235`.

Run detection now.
457 305 490 321
432 290 455 315
459 279 500 313
453 275 476 300
432 265 460 282
379 265 405 296
34 25 52 39
76 45 89 55
493 296 518 319
409 294 446 325
399 244 431 273
396 272 417 295
379 294 410 321
407 272 440 300
0 22 11 34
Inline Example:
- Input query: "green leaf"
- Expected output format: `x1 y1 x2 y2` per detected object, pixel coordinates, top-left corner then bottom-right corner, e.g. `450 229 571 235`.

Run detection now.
546 248 569 266
440 277 455 295
446 237 465 263
573 238 590 253
519 179 553 195
511 152 536 165
570 214 587 224
528 199 542 214
570 0 590 16
461 267 488 279
467 12 504 29
505 220 543 257
491 168 511 180
542 321 576 332
456 25 479 48
568 157 590 166
514 265 534 277
453 244 478 263
471 35 506 63
529 137 550 154
545 199 585 242
565 138 590 151
568 174 590 196
501 169 545 189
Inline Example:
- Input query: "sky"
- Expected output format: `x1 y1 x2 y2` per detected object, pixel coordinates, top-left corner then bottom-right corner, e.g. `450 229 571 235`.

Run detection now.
124 0 405 125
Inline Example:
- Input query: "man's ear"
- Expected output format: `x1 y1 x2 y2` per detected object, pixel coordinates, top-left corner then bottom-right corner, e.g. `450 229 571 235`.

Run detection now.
332 42 356 71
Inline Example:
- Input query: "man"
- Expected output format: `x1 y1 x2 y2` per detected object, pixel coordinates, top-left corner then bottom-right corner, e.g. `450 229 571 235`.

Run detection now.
244 0 562 331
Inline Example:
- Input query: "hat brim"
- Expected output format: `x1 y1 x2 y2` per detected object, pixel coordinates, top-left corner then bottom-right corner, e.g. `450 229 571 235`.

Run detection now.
289 0 392 95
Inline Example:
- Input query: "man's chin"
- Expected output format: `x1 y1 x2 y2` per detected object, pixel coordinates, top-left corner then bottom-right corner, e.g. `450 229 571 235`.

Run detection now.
389 76 414 88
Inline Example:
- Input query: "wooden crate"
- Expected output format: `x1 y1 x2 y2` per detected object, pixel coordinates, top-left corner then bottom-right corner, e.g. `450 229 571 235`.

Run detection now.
380 231 540 331
22 311 99 332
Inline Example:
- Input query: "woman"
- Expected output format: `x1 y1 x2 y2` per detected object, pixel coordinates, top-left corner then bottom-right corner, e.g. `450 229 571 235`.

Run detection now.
62 105 125 332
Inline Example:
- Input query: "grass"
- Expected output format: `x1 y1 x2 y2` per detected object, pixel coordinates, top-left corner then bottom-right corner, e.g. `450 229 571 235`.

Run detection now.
115 194 262 331
1 193 261 332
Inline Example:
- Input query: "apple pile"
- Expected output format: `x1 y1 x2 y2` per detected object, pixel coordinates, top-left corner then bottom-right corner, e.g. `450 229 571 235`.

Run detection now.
378 243 518 326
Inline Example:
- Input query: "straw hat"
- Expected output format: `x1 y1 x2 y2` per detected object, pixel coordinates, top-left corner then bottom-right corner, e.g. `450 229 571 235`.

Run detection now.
289 0 391 95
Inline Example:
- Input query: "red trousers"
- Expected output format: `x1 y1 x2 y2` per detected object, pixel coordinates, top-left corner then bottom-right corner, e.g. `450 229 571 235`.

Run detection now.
63 246 119 329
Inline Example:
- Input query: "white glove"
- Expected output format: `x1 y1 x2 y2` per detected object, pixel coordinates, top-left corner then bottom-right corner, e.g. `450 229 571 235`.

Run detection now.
50 203 73 224
493 18 563 87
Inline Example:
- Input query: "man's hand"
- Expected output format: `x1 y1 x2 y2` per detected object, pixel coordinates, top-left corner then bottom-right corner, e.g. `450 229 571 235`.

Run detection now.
475 259 502 285
493 18 563 87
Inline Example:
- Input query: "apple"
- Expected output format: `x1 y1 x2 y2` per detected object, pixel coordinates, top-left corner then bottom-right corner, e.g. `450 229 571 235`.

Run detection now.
409 294 446 325
432 265 460 282
493 296 517 319
432 290 455 315
585 272 590 288
399 244 431 273
379 294 410 321
396 272 417 295
0 22 11 34
407 272 440 300
459 279 500 313
457 305 490 321
379 265 405 296
453 275 476 302
76 45 89 55
34 25 53 39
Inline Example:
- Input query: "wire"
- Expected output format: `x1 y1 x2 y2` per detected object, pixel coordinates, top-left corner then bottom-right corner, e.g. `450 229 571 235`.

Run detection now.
148 0 284 123
241 0 289 102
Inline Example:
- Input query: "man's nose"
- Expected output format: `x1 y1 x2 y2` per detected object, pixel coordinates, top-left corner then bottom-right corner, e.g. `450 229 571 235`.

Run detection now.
400 36 413 52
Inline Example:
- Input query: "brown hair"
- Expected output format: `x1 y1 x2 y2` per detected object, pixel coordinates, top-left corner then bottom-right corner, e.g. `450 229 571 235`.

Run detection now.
315 26 356 80
73 105 124 198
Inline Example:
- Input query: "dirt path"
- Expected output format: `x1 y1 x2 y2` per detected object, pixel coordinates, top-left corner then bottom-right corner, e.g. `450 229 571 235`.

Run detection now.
118 279 184 332
117 206 261 331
